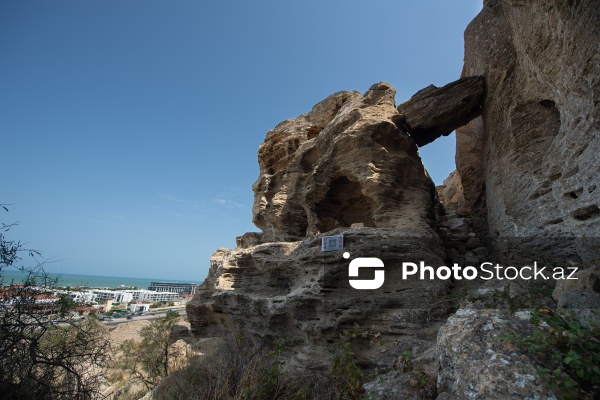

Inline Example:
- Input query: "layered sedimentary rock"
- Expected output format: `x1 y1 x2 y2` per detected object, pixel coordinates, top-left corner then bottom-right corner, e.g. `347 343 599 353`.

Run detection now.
395 76 485 147
252 82 438 242
188 83 453 369
188 229 451 369
436 1 600 398
436 170 466 214
187 2 600 395
455 0 600 239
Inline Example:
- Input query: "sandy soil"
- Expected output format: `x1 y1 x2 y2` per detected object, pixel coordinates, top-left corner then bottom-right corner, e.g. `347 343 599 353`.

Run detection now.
109 320 152 348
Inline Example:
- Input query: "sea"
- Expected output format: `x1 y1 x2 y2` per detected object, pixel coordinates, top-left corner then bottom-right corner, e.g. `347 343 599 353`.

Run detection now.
1 270 198 290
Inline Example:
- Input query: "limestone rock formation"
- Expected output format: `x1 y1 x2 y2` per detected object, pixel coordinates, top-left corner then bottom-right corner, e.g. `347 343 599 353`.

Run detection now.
188 83 454 369
455 0 600 241
187 2 600 396
395 76 485 147
251 89 360 242
188 228 451 369
437 305 557 399
435 1 600 397
436 170 466 214
252 82 438 242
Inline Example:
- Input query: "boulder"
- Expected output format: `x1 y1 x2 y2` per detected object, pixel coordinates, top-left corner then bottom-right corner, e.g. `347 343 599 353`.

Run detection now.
557 290 600 311
436 281 558 399
552 265 600 301
557 289 600 328
436 307 557 399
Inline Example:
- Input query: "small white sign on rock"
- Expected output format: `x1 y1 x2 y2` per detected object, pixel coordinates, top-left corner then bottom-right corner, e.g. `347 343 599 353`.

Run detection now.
321 235 344 252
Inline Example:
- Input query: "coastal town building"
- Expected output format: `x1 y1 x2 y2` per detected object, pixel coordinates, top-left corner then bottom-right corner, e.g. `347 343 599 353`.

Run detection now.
61 288 179 304
89 289 134 303
129 289 180 302
62 290 97 303
3 285 184 307
147 281 197 295
129 303 151 313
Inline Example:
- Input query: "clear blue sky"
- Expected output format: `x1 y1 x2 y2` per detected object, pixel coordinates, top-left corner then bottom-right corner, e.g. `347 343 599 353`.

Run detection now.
1 1 482 282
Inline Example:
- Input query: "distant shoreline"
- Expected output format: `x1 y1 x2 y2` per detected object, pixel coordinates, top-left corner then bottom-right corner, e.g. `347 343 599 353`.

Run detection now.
1 270 198 290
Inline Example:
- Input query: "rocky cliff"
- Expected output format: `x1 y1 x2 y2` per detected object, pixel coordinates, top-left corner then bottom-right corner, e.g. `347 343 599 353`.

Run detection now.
435 1 600 398
187 0 600 398
188 83 454 370
455 0 600 240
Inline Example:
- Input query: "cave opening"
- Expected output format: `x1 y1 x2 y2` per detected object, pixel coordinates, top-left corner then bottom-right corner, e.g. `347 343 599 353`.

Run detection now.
315 177 375 232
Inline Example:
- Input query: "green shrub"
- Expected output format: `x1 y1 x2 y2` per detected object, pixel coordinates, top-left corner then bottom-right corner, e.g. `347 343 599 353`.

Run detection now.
397 351 437 399
329 326 365 400
506 310 600 399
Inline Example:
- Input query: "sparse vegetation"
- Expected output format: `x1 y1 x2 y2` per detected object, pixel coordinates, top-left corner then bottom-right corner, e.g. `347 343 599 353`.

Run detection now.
154 336 297 399
504 310 600 399
397 351 437 399
0 205 112 399
328 326 365 399
115 313 182 391
152 332 369 400
152 325 403 400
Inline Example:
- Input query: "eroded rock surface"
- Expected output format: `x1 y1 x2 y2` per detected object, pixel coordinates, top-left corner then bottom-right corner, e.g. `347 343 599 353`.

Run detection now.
455 0 600 241
436 1 600 397
436 170 466 215
395 76 485 147
252 82 437 242
188 83 453 369
188 228 451 370
437 306 556 399
187 2 600 395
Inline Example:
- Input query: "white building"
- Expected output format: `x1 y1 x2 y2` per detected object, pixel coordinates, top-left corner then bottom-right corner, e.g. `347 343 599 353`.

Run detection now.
55 288 179 305
58 290 97 304
89 289 133 303
128 289 179 302
129 303 151 313
148 282 197 295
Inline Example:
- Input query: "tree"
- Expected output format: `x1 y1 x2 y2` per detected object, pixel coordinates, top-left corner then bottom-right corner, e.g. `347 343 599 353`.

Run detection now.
117 313 180 390
56 293 77 318
0 205 112 399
